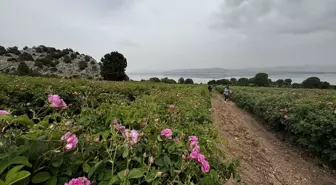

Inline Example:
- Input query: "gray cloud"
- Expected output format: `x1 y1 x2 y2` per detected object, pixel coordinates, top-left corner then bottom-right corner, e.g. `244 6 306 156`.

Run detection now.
0 0 335 72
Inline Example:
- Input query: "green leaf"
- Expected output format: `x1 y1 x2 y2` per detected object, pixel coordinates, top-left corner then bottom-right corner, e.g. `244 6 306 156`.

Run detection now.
168 145 175 153
157 135 163 142
0 114 13 121
45 176 57 185
98 181 109 185
163 155 171 168
0 180 5 185
5 170 30 185
11 156 32 167
122 147 129 158
108 175 120 185
51 158 63 168
13 115 34 127
88 161 103 178
117 169 129 180
0 153 8 160
32 171 51 183
0 156 32 175
5 165 24 181
83 162 90 173
128 168 143 179
154 157 164 167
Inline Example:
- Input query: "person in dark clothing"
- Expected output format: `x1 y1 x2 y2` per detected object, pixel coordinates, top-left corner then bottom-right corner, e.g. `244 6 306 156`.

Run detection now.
208 85 212 92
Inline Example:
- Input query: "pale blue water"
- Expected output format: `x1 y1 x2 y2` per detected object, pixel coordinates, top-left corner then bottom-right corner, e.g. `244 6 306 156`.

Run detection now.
129 73 336 85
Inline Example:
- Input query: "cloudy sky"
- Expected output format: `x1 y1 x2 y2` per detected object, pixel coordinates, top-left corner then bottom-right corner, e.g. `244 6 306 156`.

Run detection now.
0 0 335 72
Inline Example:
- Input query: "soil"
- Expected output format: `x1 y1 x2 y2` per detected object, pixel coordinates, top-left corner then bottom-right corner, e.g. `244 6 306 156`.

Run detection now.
211 93 336 185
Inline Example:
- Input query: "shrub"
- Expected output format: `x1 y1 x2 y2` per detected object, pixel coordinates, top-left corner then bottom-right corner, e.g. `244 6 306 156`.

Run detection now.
50 67 58 72
0 45 7 55
4 53 12 57
7 46 21 55
17 62 29 75
18 52 34 62
7 57 17 62
34 60 44 69
47 47 57 53
321 81 331 89
90 60 95 65
70 53 77 60
35 45 48 53
23 46 28 50
78 60 88 70
63 55 72 63
237 78 249 86
292 83 300 88
84 55 91 62
92 65 98 71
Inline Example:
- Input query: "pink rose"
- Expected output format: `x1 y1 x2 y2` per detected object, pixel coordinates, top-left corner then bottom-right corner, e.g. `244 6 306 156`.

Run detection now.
190 150 199 159
0 110 9 115
129 130 139 146
168 105 175 111
65 177 91 185
48 95 67 109
95 137 100 142
201 160 210 173
112 119 118 125
284 115 289 120
173 137 180 142
192 144 200 153
189 136 198 142
61 132 78 152
149 156 154 164
197 154 206 164
327 102 333 106
161 129 173 138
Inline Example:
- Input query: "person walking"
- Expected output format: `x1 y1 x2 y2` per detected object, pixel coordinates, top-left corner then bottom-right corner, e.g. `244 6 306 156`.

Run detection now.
224 85 230 101
208 85 212 93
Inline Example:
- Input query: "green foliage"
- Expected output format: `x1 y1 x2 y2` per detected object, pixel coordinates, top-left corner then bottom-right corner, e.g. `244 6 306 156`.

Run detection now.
18 52 34 62
0 45 7 55
78 60 88 70
230 78 237 84
237 78 249 86
149 77 161 83
84 55 91 62
161 77 176 84
17 62 29 75
0 75 239 184
302 77 321 88
254 73 269 87
178 77 185 84
231 86 336 164
7 46 21 55
63 55 72 64
284 78 292 85
185 78 194 84
100 51 128 81
276 79 284 87
70 53 77 60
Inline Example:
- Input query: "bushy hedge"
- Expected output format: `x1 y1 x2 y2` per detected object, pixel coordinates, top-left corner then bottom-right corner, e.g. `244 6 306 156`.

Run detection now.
0 75 239 184
231 86 336 164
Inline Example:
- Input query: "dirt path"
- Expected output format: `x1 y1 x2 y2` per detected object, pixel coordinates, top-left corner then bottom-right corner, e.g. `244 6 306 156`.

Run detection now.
211 93 336 185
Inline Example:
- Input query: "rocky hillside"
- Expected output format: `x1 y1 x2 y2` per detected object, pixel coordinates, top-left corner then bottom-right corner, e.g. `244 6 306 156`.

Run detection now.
0 45 101 79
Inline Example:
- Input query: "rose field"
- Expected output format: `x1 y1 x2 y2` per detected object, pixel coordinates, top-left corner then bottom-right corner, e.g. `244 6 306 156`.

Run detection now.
216 85 336 165
0 75 239 185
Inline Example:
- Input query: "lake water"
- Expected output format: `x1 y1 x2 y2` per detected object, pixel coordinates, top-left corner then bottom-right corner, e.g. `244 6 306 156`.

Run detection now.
129 73 336 85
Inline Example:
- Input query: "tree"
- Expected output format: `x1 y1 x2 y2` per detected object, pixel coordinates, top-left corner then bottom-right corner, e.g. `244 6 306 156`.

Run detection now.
149 77 161 83
178 77 185 84
100 51 128 81
185 78 194 84
321 81 330 89
292 83 300 88
216 79 230 85
284 78 292 86
230 78 237 85
207 80 216 85
302 77 321 88
276 79 284 87
238 78 249 86
18 52 34 62
161 77 176 84
78 61 88 70
254 73 269 86
248 78 255 85
7 46 21 55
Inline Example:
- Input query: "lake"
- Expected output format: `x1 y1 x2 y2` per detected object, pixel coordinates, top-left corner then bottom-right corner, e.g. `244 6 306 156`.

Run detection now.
128 73 336 85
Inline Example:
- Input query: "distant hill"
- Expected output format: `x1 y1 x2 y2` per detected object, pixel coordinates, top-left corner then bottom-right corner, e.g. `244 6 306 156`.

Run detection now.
0 45 101 79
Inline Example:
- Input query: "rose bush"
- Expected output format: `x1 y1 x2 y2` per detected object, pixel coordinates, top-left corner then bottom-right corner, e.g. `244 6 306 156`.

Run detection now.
0 75 239 185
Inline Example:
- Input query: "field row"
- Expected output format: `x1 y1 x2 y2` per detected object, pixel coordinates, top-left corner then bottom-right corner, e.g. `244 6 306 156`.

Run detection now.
0 75 238 185
218 85 336 164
